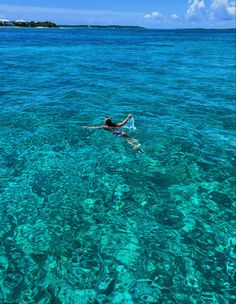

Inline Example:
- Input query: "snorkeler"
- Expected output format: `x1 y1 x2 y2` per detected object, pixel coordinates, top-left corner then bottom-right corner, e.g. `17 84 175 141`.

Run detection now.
84 114 143 151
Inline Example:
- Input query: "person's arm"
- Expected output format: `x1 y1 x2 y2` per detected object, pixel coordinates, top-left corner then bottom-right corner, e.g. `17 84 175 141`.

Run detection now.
115 114 132 127
83 125 105 129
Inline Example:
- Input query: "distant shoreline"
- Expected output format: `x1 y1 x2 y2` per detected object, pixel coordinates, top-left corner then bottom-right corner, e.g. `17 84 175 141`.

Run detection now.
0 25 235 30
59 25 145 29
0 24 145 29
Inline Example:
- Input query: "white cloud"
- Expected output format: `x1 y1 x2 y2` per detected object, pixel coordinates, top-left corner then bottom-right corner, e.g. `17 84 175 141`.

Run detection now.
143 14 151 19
143 11 162 20
186 0 206 20
210 0 236 20
171 14 179 20
152 11 162 18
185 0 235 24
227 6 236 15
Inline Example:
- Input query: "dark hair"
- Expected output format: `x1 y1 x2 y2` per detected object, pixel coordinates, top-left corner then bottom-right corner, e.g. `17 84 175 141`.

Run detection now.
105 118 117 127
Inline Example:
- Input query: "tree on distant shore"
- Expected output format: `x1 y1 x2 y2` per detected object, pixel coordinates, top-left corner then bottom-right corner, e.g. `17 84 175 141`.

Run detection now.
0 20 58 27
23 21 57 27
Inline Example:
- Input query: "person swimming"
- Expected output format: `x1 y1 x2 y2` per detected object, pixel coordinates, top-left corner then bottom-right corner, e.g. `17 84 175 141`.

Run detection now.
84 114 143 151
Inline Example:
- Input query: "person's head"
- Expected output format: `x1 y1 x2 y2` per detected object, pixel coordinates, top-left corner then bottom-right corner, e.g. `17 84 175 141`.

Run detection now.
104 117 117 127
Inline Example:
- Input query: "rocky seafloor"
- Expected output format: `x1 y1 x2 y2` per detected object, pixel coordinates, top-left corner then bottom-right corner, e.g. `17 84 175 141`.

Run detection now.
0 114 235 304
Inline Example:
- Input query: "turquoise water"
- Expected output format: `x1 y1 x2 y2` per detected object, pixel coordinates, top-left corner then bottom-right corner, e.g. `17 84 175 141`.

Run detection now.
0 28 235 303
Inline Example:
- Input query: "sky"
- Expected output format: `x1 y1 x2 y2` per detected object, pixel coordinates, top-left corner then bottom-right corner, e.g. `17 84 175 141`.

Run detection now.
0 0 235 28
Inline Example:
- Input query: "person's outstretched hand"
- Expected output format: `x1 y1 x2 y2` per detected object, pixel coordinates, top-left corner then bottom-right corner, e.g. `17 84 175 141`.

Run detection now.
128 114 132 119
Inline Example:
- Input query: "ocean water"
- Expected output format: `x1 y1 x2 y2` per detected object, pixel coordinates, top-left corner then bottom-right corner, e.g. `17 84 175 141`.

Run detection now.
0 28 235 303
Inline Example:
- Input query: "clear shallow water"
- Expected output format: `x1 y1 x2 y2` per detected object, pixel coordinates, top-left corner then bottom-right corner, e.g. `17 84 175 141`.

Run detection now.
0 28 235 303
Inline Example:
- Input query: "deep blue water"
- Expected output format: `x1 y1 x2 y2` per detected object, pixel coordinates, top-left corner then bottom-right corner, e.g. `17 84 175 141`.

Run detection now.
0 28 235 303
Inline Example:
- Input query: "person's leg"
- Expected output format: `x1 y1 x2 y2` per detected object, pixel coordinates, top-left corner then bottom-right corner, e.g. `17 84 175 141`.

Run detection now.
114 131 144 152
124 136 144 152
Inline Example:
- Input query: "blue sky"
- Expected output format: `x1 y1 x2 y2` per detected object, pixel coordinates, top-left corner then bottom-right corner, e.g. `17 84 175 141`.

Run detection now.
0 1 235 28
